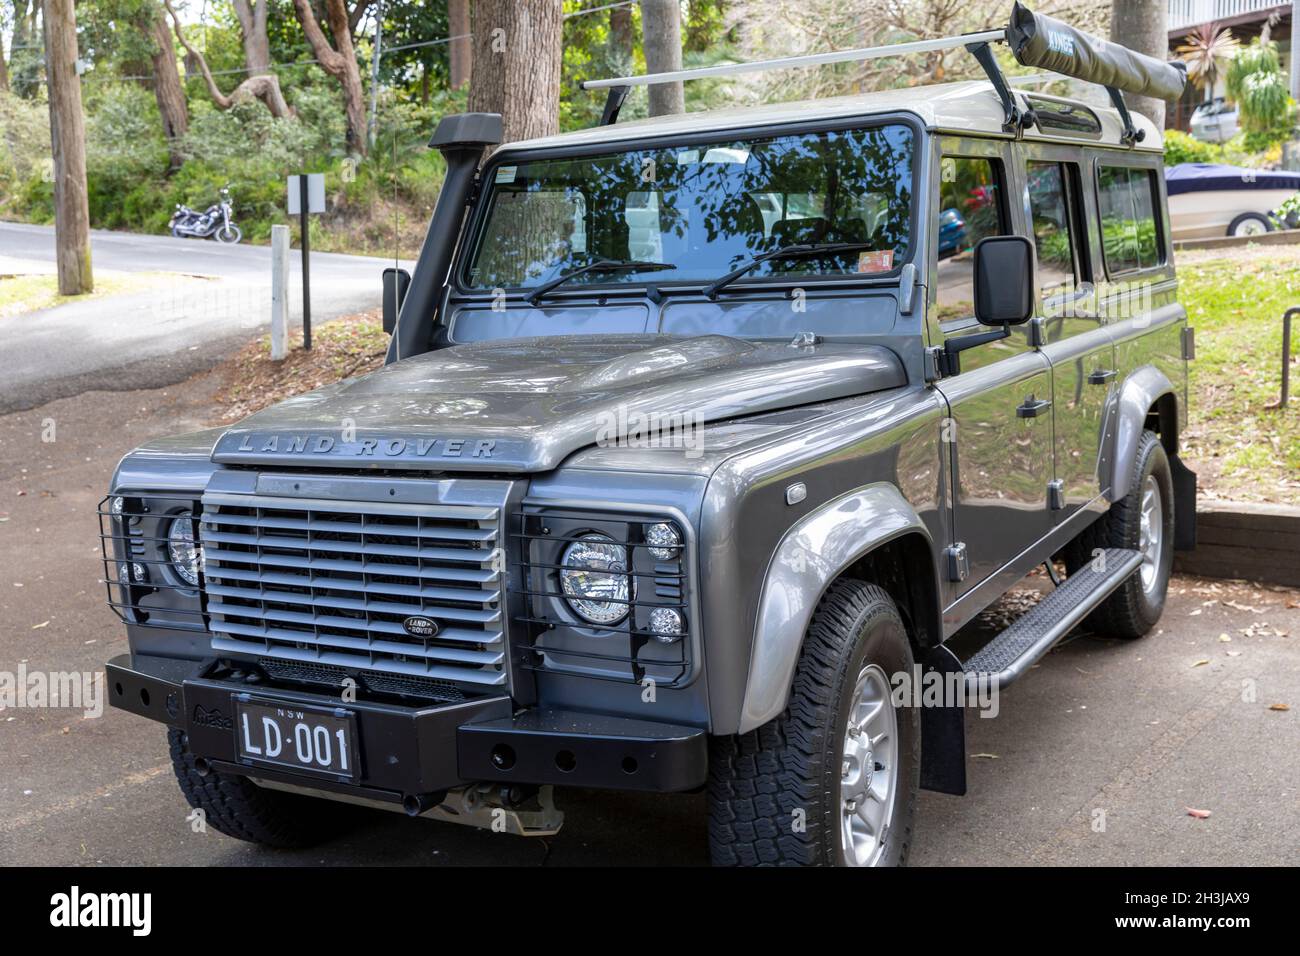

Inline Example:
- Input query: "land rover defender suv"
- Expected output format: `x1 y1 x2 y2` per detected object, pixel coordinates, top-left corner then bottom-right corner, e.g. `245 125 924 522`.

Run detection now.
102 4 1196 866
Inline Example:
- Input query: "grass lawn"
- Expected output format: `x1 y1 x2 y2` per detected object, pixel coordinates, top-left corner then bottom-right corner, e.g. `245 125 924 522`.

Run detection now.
0 271 168 318
1177 244 1300 505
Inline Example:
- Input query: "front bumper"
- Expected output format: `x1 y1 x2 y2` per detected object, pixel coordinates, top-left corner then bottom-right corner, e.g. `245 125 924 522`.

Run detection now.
107 654 708 801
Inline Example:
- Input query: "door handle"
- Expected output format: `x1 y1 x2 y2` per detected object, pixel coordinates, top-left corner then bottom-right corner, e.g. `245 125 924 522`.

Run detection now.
1016 396 1052 418
1087 368 1117 385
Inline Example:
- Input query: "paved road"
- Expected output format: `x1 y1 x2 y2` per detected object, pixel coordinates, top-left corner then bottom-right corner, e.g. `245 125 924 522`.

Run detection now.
0 222 412 414
1 383 1297 867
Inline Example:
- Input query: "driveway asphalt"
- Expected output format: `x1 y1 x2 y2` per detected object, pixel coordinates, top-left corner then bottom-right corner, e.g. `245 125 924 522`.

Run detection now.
1 381 1296 867
1 221 412 414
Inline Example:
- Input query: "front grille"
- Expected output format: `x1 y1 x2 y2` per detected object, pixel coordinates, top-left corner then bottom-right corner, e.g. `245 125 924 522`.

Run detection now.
200 492 507 688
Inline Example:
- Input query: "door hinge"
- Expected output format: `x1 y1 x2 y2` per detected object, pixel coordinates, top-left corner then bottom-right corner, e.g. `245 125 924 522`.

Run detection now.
945 543 969 582
924 346 947 382
1029 316 1046 349
1181 326 1196 361
1048 478 1065 511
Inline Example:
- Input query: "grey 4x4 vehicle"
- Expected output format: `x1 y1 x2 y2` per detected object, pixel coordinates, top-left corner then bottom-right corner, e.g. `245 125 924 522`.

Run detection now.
102 5 1196 866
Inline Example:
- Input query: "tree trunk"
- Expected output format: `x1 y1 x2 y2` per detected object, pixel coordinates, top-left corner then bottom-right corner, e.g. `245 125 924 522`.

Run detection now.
231 0 272 75
149 6 188 169
641 0 684 116
10 0 33 96
467 0 563 144
293 0 368 155
1110 0 1167 129
611 3 635 69
42 0 92 295
449 0 470 91
0 33 8 92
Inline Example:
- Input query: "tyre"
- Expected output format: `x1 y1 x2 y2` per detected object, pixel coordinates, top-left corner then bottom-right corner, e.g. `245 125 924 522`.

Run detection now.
215 224 243 244
168 728 354 848
1227 212 1272 238
1064 429 1174 639
171 226 185 239
708 580 919 866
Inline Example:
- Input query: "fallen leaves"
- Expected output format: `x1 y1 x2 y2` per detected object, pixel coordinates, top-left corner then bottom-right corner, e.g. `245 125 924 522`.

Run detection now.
1223 600 1262 614
1185 807 1212 820
1269 703 1290 712
1192 659 1210 667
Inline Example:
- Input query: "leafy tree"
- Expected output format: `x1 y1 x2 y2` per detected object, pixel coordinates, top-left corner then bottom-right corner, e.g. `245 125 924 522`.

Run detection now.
163 0 293 119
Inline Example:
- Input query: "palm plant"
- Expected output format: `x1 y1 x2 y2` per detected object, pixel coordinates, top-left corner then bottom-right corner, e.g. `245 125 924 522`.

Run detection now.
1175 23 1239 103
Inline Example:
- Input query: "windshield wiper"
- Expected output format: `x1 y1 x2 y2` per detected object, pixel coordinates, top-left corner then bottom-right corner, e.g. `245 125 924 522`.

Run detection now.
526 258 676 306
702 242 883 300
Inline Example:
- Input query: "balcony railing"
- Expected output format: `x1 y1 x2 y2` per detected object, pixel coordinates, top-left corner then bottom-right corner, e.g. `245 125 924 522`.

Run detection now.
1168 0 1288 32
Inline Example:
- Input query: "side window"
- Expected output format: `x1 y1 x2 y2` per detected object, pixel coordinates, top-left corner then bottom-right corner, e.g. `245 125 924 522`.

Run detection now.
1026 161 1081 301
936 156 1007 324
1096 165 1162 275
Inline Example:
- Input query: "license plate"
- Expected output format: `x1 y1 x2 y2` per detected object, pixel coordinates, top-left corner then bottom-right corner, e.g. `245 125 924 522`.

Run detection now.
235 699 358 780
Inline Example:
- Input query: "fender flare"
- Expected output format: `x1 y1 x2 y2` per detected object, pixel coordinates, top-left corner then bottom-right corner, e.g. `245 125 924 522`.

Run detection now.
1104 365 1178 502
737 483 934 734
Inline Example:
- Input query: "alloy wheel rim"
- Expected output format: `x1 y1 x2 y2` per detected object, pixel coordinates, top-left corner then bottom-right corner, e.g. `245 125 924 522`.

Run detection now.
1138 474 1164 595
839 663 899 866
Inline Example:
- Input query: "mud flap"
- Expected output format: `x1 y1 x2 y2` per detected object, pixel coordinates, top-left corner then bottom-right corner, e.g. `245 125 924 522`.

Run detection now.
919 643 966 796
1171 454 1197 551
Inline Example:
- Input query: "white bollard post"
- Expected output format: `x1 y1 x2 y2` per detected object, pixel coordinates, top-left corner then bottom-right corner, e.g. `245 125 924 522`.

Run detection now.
270 224 290 361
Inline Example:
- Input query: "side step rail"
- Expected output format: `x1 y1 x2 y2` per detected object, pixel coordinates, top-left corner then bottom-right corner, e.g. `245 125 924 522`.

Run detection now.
962 547 1143 691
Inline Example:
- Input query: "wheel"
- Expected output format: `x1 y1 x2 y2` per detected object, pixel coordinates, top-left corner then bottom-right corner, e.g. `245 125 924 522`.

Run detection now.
1227 212 1272 238
171 226 185 239
215 224 243 244
168 728 355 848
708 580 919 866
1064 429 1174 639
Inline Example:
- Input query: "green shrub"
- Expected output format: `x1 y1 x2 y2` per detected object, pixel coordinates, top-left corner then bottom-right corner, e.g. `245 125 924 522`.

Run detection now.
1164 129 1223 166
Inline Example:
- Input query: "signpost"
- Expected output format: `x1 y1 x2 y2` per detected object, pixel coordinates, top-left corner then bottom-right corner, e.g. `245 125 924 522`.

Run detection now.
287 173 326 349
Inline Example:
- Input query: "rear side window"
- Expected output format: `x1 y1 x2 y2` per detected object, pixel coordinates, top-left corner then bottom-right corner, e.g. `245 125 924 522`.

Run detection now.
1096 164 1162 275
1027 161 1081 299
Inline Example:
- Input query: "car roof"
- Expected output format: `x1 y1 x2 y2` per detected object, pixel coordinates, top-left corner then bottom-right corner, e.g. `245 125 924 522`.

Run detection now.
499 80 1163 156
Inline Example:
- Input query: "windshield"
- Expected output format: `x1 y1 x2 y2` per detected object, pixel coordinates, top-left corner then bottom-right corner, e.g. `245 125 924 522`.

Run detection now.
463 124 914 293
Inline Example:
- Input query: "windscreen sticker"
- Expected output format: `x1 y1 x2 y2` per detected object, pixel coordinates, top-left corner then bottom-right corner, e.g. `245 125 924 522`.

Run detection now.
857 250 894 274
494 166 517 184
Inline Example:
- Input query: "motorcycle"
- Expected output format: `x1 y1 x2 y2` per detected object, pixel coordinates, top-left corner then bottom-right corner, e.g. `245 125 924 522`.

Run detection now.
169 187 242 244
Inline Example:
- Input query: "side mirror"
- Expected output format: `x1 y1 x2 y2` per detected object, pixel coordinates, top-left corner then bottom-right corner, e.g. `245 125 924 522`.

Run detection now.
973 235 1034 326
382 267 411 335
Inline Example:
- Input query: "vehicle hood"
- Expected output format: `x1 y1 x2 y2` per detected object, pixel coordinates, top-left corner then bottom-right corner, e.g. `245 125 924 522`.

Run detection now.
211 334 906 473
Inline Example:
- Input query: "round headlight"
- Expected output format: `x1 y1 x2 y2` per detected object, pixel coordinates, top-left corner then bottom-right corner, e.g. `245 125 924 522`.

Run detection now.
167 513 200 587
644 522 681 561
560 533 631 626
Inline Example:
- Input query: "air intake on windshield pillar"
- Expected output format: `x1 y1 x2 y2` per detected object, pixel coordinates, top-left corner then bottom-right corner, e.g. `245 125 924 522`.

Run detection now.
388 112 503 365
